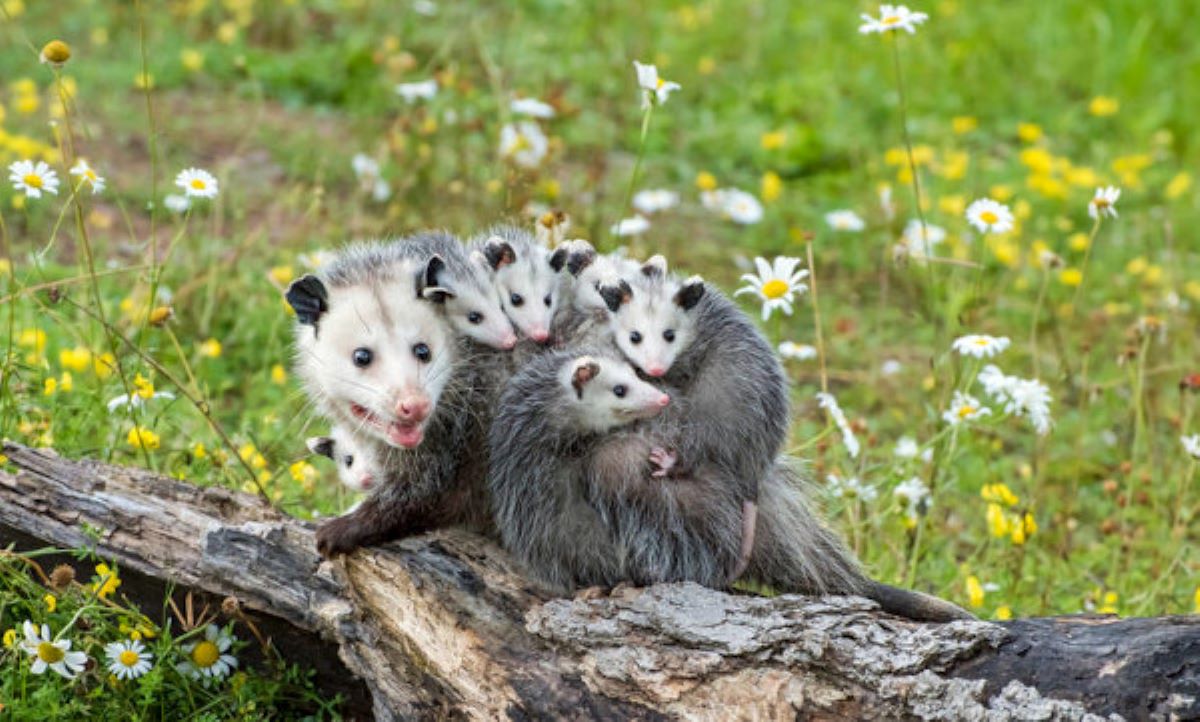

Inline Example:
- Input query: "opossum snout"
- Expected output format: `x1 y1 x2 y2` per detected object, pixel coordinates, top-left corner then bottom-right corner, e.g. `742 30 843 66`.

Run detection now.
500 331 518 350
655 393 671 407
643 363 667 378
527 327 550 343
358 474 374 491
394 395 430 423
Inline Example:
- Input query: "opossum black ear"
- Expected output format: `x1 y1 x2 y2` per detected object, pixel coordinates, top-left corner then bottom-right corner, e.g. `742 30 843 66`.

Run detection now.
306 436 335 459
419 254 455 303
674 276 705 310
286 275 329 326
641 255 667 278
570 357 601 399
598 280 632 313
482 237 516 270
565 241 597 276
548 246 568 273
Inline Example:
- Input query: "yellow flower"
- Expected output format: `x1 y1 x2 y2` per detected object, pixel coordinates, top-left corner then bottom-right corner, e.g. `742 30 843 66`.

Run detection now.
198 338 222 358
1098 590 1119 615
1126 256 1148 275
43 594 57 612
1010 512 1036 545
981 483 1019 507
59 346 92 372
760 130 787 151
1166 171 1192 200
965 575 984 608
1019 147 1053 174
1068 232 1089 252
951 115 977 135
18 328 47 353
938 195 966 217
695 171 717 192
239 443 267 470
697 56 716 75
39 40 71 67
1065 165 1101 189
1058 268 1083 287
269 265 294 287
988 184 1014 202
58 372 73 393
1088 96 1119 117
93 352 116 379
44 377 58 396
0 454 7 466
133 71 154 90
1193 586 1200 614
148 306 173 326
289 460 318 485
1186 280 1200 302
93 563 122 599
132 373 154 399
1017 122 1043 143
986 503 1009 538
270 364 287 385
1141 265 1163 285
2 628 16 648
994 605 1012 621
127 426 161 452
761 171 782 203
181 48 205 72
938 151 969 181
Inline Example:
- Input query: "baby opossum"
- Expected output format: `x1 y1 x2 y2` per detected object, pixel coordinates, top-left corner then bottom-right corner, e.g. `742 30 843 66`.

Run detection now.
286 242 493 556
472 225 570 344
307 425 380 493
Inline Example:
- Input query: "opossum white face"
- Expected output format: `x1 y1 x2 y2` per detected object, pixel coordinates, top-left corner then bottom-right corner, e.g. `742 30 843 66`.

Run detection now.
482 237 568 344
600 260 706 379
307 426 380 492
288 272 456 450
568 244 640 314
420 254 517 350
562 355 671 433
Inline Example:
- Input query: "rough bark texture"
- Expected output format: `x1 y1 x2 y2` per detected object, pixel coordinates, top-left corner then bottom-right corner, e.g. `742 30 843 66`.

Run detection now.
2 442 1198 721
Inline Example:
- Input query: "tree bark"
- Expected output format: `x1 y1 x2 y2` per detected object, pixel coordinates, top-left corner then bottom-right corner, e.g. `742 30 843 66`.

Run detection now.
1 442 1197 721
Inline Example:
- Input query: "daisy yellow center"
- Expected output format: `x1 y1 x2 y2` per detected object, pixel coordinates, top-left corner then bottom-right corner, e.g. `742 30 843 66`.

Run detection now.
37 641 64 664
957 405 976 419
761 279 790 299
1094 199 1109 207
24 174 43 189
192 640 219 668
119 649 140 666
190 178 207 190
979 210 999 224
975 339 990 346
882 15 901 25
655 78 665 89
85 170 97 181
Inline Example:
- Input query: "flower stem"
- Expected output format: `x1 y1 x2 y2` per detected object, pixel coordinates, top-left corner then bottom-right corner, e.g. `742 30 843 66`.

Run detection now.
615 102 654 244
1029 266 1050 378
806 240 829 394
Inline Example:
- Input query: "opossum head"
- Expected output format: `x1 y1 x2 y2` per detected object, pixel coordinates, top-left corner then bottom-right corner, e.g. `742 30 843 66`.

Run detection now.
307 425 380 492
561 354 671 433
599 259 706 379
566 242 641 314
288 259 457 450
419 253 517 350
481 235 566 344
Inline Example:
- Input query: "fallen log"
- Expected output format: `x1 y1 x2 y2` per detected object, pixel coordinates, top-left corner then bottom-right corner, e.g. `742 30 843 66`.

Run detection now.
1 442 1197 721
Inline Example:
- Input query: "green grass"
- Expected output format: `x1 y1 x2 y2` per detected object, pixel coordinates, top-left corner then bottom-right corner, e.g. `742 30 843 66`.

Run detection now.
1 0 1198 715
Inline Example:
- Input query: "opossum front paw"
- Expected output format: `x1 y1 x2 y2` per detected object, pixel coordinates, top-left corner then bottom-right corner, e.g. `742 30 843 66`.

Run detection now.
573 585 608 600
316 516 367 558
649 447 678 478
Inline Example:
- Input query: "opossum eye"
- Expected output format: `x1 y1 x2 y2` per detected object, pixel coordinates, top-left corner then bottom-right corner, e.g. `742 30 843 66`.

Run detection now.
629 331 643 345
510 292 524 307
344 455 354 468
412 343 432 363
467 311 483 325
543 294 552 307
612 384 627 398
663 329 676 343
352 348 373 368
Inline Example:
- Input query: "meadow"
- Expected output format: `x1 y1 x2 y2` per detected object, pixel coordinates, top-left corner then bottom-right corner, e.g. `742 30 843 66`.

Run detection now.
1 0 1198 717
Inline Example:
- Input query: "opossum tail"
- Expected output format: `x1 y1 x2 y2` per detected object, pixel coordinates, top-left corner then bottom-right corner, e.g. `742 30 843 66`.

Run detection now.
750 459 973 623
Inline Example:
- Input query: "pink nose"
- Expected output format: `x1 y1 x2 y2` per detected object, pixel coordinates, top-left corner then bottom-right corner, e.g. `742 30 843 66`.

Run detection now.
395 396 430 422
359 475 374 490
500 332 518 350
656 393 671 407
645 364 666 378
528 328 550 343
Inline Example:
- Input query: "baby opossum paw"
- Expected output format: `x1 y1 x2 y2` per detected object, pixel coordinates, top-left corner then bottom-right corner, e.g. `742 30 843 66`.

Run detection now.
649 447 678 478
573 585 608 600
316 516 366 558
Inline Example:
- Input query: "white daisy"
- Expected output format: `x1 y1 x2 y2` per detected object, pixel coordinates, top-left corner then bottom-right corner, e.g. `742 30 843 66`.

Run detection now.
70 159 106 194
499 121 549 169
879 185 895 221
826 474 878 502
893 476 932 520
351 153 380 179
105 639 153 680
106 390 176 413
881 359 903 376
175 168 219 199
825 209 866 232
894 436 920 459
977 365 1053 435
632 61 681 109
1088 186 1121 220
723 189 764 225
632 189 680 214
510 97 556 119
952 334 1011 359
942 391 992 426
395 79 438 103
901 219 946 257
965 198 1014 234
20 621 88 680
610 216 651 236
1182 434 1200 460
735 256 810 321
163 194 191 213
9 160 60 199
859 4 929 34
778 341 817 360
177 624 238 682
816 392 860 459
412 0 438 16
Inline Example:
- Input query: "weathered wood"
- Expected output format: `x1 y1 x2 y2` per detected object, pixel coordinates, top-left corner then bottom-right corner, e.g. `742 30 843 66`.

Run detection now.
2 442 1198 721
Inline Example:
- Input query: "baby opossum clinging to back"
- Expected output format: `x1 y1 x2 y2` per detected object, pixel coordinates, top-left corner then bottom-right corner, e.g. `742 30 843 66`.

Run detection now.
286 241 494 556
307 425 381 493
472 225 571 344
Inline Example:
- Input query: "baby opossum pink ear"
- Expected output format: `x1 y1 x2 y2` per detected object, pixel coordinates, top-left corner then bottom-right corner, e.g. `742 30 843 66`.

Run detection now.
482 237 517 270
418 254 455 303
674 275 705 310
306 436 335 459
641 255 668 278
570 356 601 399
564 240 597 276
598 279 633 313
286 275 329 326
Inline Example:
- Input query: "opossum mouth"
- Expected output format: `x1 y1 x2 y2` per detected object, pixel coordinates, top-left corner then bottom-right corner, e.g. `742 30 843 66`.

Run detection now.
350 403 425 449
